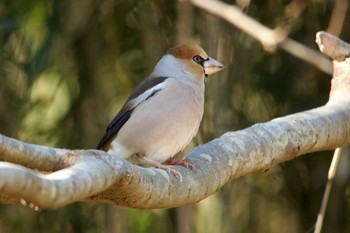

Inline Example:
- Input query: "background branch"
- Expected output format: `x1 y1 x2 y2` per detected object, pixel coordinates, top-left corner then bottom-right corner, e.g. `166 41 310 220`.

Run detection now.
190 0 333 74
314 147 343 233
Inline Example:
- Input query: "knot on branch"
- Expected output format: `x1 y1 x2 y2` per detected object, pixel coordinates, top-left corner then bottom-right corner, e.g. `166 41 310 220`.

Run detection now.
316 32 350 104
53 153 78 171
316 31 350 61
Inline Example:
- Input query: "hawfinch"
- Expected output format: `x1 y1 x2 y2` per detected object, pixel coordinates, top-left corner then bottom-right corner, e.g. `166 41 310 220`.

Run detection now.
97 44 224 176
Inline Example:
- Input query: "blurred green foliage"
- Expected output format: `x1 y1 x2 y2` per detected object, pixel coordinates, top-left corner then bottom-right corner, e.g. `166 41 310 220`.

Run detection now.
0 0 349 232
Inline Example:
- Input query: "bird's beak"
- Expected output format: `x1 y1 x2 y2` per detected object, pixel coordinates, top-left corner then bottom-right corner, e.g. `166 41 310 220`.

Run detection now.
204 57 224 76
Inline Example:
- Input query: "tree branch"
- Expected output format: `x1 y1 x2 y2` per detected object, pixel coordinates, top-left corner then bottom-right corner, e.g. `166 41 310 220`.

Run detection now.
190 0 333 74
0 32 349 209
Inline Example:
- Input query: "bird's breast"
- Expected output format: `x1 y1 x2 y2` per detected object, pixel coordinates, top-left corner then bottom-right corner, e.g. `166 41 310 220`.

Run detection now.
112 79 204 162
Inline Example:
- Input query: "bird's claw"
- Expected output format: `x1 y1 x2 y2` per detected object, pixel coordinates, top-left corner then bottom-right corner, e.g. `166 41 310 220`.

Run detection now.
165 158 196 171
139 154 193 179
154 164 181 179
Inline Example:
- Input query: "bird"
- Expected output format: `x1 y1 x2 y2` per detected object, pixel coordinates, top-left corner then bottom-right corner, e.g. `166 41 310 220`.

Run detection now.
96 44 224 176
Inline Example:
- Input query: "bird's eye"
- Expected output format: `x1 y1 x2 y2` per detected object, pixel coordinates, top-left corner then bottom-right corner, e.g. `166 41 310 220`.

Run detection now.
193 55 204 65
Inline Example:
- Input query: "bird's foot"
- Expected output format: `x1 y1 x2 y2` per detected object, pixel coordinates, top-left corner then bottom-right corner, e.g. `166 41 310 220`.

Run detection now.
138 154 181 178
164 158 196 171
155 163 181 179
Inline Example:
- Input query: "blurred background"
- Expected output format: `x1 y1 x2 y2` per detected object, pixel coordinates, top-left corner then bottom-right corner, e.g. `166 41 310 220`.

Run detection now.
0 0 349 232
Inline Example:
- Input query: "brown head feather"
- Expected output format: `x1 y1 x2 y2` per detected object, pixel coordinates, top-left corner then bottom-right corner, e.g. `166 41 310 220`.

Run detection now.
167 44 208 60
166 44 209 82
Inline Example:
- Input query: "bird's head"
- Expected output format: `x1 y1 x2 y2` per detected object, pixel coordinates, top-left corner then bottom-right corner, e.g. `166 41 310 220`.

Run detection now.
154 44 224 83
167 44 224 82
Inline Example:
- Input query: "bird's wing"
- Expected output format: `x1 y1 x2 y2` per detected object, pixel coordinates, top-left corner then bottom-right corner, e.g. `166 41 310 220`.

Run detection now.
96 76 169 150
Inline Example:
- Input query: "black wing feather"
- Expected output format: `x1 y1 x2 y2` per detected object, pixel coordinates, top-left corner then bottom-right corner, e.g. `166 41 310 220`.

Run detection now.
96 108 134 150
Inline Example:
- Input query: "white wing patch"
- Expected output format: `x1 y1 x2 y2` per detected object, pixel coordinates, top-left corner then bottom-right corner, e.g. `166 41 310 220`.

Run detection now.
127 82 167 109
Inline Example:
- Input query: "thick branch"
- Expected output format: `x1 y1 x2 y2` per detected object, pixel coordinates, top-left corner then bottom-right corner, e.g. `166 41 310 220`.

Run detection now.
0 32 349 209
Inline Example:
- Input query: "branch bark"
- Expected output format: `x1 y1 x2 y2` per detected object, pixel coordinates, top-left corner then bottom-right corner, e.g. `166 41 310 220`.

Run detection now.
0 32 350 209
